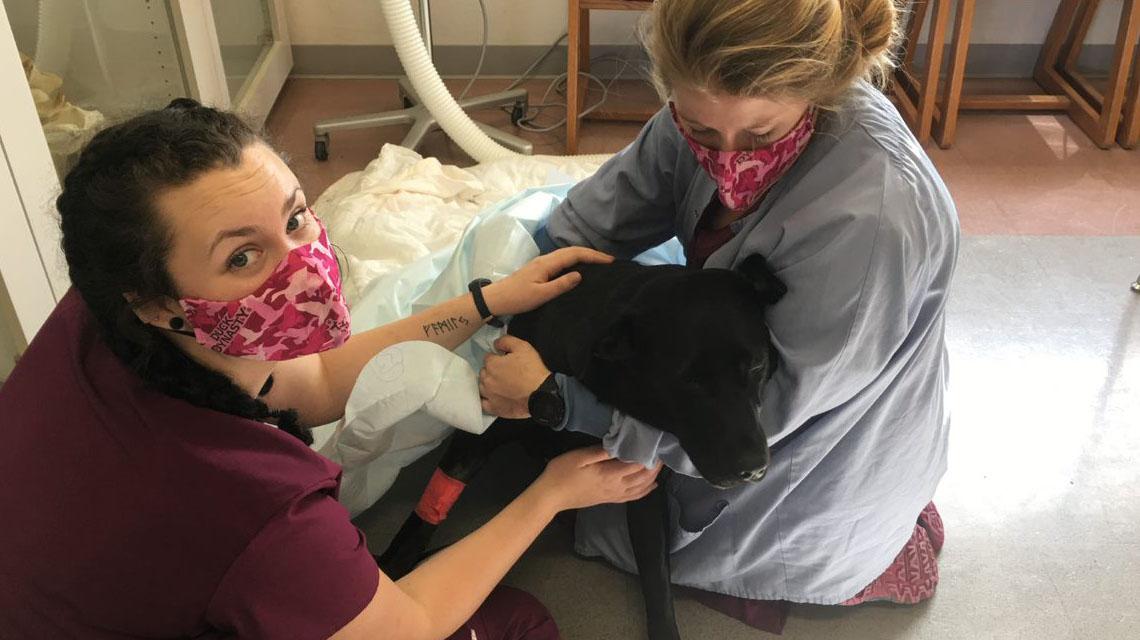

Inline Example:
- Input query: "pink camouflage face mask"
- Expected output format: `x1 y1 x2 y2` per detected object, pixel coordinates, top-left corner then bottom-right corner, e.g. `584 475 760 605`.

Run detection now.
177 216 351 361
669 102 816 213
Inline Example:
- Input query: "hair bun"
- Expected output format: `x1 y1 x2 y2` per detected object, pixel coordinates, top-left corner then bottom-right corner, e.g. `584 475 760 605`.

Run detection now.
164 97 203 111
847 0 898 59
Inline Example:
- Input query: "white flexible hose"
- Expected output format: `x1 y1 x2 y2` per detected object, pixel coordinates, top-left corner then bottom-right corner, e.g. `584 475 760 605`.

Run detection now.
379 0 613 164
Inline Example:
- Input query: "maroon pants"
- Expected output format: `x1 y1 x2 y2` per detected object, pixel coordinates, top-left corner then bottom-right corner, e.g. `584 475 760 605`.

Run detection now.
445 586 561 640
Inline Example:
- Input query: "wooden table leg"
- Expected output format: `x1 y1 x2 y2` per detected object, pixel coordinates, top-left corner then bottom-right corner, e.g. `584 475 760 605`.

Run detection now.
566 0 584 154
934 0 976 148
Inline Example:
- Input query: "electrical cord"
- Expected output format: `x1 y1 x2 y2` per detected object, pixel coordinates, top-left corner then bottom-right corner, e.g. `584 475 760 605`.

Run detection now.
509 51 638 132
510 57 634 133
456 1 647 132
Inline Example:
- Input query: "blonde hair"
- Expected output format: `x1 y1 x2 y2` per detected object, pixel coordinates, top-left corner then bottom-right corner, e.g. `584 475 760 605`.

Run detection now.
641 0 901 108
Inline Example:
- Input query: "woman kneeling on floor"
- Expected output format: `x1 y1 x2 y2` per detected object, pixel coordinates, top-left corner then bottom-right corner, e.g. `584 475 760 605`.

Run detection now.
0 101 661 639
479 0 959 631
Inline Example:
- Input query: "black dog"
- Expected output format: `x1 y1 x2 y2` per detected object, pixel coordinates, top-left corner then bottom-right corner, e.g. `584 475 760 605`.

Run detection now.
378 255 786 640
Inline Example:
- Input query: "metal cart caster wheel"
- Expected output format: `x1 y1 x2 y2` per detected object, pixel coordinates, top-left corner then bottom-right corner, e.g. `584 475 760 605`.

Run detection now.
314 136 329 162
510 100 528 126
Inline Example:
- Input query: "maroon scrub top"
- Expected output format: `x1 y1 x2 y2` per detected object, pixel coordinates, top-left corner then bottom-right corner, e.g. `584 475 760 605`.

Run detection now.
0 290 379 639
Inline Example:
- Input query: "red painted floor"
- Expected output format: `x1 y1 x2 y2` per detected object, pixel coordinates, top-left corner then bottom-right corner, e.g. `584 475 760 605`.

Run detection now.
267 78 1140 236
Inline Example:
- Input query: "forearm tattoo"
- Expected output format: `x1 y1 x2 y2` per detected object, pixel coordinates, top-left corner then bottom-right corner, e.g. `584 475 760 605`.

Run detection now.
422 315 471 337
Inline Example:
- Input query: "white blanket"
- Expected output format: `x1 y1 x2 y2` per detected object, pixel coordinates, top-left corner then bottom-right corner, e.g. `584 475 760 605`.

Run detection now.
314 144 609 305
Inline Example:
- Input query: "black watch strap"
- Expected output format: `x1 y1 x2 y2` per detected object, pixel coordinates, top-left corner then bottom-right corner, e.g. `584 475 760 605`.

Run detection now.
468 278 504 328
528 373 566 428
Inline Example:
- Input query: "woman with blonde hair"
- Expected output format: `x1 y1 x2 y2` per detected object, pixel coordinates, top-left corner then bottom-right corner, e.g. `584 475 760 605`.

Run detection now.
480 0 959 631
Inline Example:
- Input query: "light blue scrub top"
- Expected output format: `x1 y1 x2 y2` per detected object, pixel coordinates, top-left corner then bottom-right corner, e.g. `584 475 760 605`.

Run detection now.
535 81 960 603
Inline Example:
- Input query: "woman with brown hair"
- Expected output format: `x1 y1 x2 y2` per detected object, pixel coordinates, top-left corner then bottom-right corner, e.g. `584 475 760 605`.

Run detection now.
480 0 959 629
0 100 661 639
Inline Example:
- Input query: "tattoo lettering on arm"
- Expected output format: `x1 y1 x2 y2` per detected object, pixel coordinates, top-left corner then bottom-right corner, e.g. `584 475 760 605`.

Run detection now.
422 316 472 337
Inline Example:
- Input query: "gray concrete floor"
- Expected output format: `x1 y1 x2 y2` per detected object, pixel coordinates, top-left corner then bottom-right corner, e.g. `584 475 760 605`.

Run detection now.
353 235 1140 639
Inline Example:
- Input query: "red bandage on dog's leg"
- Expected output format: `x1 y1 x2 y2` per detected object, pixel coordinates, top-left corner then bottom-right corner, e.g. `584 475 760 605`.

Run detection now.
414 468 467 525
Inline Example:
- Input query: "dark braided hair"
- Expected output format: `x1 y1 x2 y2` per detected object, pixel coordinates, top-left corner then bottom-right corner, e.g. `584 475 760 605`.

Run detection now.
57 98 312 445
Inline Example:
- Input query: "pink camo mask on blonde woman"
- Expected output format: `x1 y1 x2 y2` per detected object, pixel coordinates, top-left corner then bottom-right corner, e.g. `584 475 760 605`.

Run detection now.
178 216 351 361
669 102 815 213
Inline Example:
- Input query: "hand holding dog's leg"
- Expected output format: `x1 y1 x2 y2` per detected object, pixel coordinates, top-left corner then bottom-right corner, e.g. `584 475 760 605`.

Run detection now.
389 447 655 640
535 447 661 511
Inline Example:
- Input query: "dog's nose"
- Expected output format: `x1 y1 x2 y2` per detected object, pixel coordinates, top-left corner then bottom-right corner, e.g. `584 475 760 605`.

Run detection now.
739 466 768 483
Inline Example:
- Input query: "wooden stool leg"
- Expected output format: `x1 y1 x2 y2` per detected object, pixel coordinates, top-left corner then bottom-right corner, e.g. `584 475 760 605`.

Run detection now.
1061 0 1101 71
891 1 931 129
1038 0 1140 148
903 0 931 70
1056 0 1106 106
1092 0 1140 147
566 1 584 154
1122 46 1140 148
934 0 976 148
1036 0 1083 83
914 0 952 142
578 8 591 117
1054 0 1140 148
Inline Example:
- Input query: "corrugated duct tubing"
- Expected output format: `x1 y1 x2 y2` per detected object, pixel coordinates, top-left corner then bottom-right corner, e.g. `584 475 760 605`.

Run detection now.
378 0 614 165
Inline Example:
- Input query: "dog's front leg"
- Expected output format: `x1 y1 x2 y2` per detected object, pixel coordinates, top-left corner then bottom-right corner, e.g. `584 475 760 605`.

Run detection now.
627 468 681 640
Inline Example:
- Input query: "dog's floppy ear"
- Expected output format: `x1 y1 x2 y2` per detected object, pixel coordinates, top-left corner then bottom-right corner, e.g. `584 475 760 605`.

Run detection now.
737 254 787 305
593 313 636 363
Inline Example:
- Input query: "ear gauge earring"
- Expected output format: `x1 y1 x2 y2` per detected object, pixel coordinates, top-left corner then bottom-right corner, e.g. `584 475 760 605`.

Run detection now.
167 317 195 337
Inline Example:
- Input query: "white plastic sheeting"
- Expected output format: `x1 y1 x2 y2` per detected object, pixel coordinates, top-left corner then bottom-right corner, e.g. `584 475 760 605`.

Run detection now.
318 188 564 516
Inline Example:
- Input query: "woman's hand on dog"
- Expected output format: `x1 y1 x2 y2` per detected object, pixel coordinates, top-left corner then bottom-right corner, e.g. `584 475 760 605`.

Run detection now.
482 247 613 317
480 335 551 418
535 446 663 511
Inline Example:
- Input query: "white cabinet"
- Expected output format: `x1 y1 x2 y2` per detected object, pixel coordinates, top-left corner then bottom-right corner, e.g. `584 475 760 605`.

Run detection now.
173 0 293 127
0 0 291 380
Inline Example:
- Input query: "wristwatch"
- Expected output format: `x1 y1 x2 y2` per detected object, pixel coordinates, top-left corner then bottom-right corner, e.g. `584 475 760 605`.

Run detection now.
528 373 566 428
468 278 504 328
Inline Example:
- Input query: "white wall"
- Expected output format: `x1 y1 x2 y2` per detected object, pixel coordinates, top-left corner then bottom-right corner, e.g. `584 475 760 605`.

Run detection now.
285 0 644 46
284 0 1125 47
935 0 1123 45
